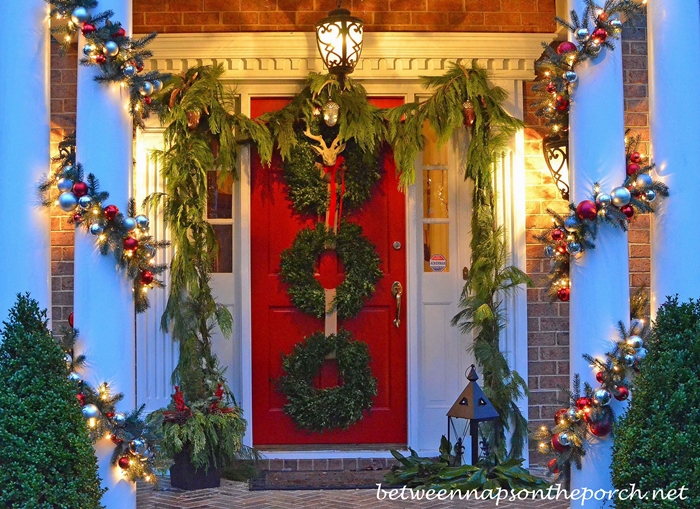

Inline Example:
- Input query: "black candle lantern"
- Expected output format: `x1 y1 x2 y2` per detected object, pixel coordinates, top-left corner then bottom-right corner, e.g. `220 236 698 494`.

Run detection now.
446 365 499 465
315 1 364 86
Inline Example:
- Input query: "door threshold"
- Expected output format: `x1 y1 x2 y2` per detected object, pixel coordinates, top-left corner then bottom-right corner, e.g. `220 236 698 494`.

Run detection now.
257 444 407 459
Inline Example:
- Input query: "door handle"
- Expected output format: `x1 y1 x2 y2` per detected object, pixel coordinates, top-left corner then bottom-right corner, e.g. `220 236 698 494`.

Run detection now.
391 281 403 328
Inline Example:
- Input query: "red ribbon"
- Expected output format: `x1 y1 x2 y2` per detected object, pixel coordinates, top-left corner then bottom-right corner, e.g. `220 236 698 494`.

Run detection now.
323 155 345 230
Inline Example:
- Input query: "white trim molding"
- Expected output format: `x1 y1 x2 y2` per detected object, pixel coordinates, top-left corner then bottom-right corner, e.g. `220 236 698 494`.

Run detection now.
144 32 551 81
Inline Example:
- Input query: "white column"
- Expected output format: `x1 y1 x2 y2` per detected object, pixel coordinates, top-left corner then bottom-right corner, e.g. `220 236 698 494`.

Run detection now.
0 1 50 322
648 1 700 309
74 1 135 507
567 0 629 498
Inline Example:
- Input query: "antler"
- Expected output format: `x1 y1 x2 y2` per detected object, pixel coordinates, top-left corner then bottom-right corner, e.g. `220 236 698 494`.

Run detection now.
303 120 346 166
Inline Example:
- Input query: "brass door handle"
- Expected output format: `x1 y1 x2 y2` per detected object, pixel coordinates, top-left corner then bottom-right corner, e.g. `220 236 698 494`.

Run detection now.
391 281 403 328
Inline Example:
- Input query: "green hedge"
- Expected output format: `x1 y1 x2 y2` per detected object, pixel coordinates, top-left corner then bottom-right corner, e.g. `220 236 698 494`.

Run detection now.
612 297 700 508
0 294 104 508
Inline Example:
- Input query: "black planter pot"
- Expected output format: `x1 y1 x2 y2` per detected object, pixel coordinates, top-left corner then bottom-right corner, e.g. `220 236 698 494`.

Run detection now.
170 450 221 490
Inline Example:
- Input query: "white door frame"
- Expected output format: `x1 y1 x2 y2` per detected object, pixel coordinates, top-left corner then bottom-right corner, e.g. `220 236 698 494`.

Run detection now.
140 31 547 460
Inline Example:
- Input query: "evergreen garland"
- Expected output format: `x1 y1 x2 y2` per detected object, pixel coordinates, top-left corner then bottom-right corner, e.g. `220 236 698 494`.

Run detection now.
385 62 531 459
147 64 272 403
279 330 377 432
279 221 382 320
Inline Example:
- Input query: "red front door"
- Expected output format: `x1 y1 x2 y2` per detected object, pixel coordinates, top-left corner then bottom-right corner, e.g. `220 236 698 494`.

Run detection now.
251 96 407 446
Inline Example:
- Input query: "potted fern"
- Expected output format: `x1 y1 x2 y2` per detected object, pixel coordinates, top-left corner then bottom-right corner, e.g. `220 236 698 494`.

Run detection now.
150 381 246 490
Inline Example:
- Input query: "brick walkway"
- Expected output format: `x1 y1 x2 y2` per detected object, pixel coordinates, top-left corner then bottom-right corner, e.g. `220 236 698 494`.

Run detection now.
137 479 570 509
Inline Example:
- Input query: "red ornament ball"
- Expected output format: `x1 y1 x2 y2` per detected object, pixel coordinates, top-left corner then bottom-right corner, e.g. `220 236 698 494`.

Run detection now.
614 386 630 401
551 228 565 241
548 458 559 474
576 200 598 221
72 181 88 197
596 371 605 383
556 41 577 55
554 95 570 112
118 456 131 470
589 419 612 437
140 270 154 285
554 408 568 424
546 83 556 94
592 28 608 43
144 96 152 106
95 54 106 65
557 287 570 302
106 412 115 419
630 152 642 163
76 393 86 406
68 311 74 328
104 205 119 221
115 27 127 37
73 213 82 223
575 396 592 410
135 61 144 72
111 434 124 445
123 237 139 252
621 205 635 219
82 23 96 35
626 163 640 175
551 434 570 453
598 12 609 22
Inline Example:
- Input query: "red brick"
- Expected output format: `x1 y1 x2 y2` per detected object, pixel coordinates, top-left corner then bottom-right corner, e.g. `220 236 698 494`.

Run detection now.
352 0 390 11
390 0 426 10
502 0 538 12
465 0 500 11
241 0 275 10
204 0 241 10
427 0 463 11
182 12 221 24
374 11 411 24
411 11 447 25
144 12 183 24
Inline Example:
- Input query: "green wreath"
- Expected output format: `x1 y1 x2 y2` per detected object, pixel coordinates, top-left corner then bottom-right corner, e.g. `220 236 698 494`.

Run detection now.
279 330 377 431
279 221 382 320
284 132 381 216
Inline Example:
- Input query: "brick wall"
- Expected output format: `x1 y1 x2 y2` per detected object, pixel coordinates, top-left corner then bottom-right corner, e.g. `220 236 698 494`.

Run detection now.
133 0 557 34
524 17 650 466
50 41 78 334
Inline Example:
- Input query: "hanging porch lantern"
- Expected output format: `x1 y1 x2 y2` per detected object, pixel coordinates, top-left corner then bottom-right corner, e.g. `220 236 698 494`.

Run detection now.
315 1 364 86
446 365 499 465
542 133 570 201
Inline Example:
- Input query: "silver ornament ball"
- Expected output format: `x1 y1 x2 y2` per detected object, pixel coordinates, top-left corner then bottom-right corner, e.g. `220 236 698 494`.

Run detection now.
624 354 636 366
57 178 74 193
596 193 612 207
123 64 136 77
112 412 127 427
544 245 555 258
322 100 340 127
143 244 156 259
78 196 93 210
68 371 82 382
544 105 556 118
575 27 590 41
89 223 104 236
593 388 612 406
627 335 643 350
567 241 582 256
103 41 119 57
83 43 97 57
610 186 632 207
128 439 148 456
558 433 571 446
59 192 78 212
140 82 154 96
645 189 657 202
610 19 623 32
589 41 602 57
140 448 154 461
64 353 73 364
635 347 647 361
71 7 90 24
135 214 150 230
152 79 163 93
635 173 653 191
566 407 580 422
564 215 581 232
122 217 137 232
565 70 578 84
82 403 101 420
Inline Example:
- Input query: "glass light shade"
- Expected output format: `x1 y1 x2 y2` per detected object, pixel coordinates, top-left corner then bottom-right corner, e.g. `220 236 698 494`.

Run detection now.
315 8 364 80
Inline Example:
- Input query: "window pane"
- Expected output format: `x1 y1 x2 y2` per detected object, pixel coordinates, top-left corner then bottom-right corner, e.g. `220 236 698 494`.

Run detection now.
423 169 449 219
212 224 233 273
423 223 449 272
207 170 233 219
422 120 449 167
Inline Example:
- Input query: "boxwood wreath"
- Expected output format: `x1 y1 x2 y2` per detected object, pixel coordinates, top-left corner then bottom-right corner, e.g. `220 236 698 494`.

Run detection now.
279 330 377 432
284 131 382 216
279 221 382 320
